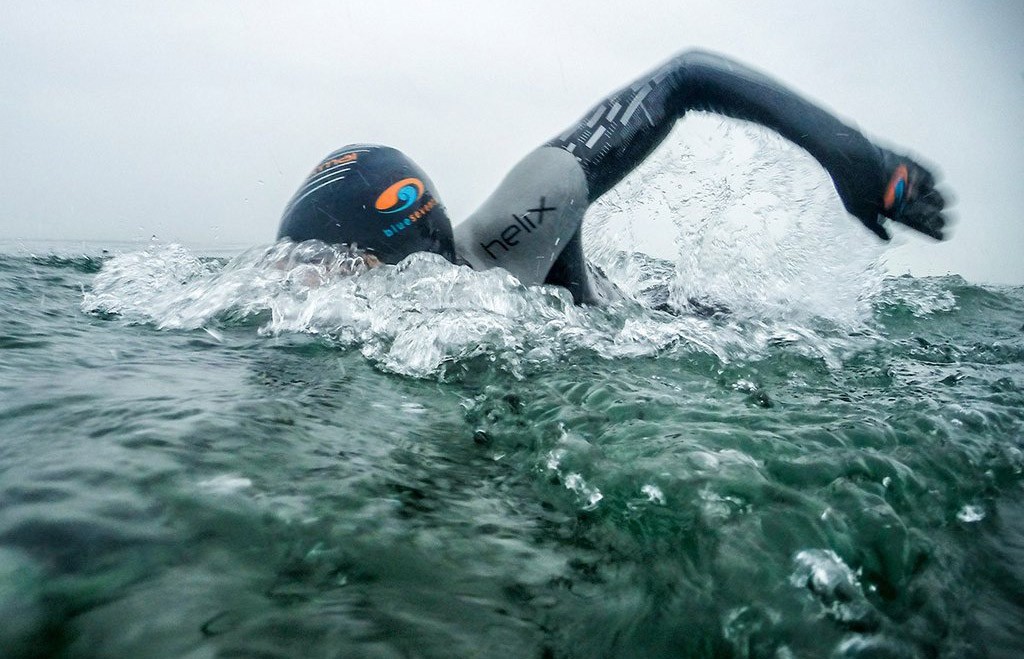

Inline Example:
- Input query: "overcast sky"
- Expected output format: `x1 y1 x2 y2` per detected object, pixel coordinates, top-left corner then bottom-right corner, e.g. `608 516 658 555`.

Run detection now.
2 1 1022 283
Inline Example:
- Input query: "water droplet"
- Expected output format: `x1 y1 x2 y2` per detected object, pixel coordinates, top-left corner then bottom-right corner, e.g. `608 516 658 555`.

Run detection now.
956 504 985 523
641 484 665 504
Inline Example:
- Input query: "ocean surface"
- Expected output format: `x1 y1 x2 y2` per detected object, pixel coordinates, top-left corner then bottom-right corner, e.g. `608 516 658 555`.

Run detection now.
2 129 1023 658
1 235 1021 659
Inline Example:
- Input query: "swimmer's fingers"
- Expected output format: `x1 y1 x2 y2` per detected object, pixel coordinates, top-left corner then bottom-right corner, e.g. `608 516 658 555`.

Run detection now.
879 152 951 241
859 214 892 242
894 187 949 240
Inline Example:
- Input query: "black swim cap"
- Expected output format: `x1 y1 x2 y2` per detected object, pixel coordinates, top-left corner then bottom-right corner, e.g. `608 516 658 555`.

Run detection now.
277 144 456 264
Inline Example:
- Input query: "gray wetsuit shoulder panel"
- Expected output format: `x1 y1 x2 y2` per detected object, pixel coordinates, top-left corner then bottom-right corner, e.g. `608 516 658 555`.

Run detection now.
453 147 589 286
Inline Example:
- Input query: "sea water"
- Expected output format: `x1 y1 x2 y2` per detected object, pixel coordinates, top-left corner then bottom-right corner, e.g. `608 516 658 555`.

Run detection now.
2 124 1022 658
3 238 1022 658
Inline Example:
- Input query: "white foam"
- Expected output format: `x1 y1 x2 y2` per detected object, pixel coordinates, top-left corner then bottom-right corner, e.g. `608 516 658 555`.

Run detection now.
198 474 253 495
956 504 985 523
641 484 665 505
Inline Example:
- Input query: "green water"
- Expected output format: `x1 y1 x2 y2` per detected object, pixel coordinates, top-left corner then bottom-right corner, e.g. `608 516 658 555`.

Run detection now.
1 245 1022 658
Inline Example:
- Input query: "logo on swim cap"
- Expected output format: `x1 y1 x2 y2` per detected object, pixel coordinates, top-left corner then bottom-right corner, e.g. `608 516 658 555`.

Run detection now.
375 178 425 214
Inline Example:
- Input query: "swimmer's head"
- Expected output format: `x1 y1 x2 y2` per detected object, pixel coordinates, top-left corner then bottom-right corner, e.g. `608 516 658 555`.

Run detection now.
277 144 456 264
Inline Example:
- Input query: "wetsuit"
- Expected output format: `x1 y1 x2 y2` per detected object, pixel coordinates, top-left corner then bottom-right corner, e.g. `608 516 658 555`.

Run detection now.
453 50 923 304
280 51 946 303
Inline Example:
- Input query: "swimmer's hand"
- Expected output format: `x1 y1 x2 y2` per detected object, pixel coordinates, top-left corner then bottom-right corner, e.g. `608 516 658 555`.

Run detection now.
838 148 949 242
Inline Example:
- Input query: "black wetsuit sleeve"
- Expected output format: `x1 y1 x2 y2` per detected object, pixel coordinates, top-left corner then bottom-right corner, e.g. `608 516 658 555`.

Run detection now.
541 50 889 303
545 50 885 206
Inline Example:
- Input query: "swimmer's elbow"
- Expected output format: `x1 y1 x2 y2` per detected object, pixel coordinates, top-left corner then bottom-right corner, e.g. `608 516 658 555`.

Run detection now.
665 49 739 82
669 49 727 65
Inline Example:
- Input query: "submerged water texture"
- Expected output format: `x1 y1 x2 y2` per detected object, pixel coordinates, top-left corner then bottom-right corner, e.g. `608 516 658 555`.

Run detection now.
1 242 1022 659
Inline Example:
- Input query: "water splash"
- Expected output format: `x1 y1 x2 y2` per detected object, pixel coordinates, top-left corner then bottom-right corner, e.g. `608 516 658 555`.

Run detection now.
791 549 876 627
582 116 888 327
84 238 886 378
81 124 924 378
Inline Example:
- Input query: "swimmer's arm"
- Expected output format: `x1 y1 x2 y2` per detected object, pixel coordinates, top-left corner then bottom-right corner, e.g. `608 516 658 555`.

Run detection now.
546 50 947 241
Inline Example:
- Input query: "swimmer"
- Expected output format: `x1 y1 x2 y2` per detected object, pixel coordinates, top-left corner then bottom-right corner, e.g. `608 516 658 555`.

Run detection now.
277 50 948 305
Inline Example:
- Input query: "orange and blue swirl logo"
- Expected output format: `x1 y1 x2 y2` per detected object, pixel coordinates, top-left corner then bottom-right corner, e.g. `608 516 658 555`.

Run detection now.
375 178 425 214
884 164 909 212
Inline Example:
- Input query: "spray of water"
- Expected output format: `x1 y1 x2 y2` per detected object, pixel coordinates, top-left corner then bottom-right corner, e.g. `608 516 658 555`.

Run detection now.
83 120 946 378
583 115 889 325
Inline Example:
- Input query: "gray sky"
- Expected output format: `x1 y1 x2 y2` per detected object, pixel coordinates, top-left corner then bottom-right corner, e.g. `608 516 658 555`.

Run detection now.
2 1 1022 283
